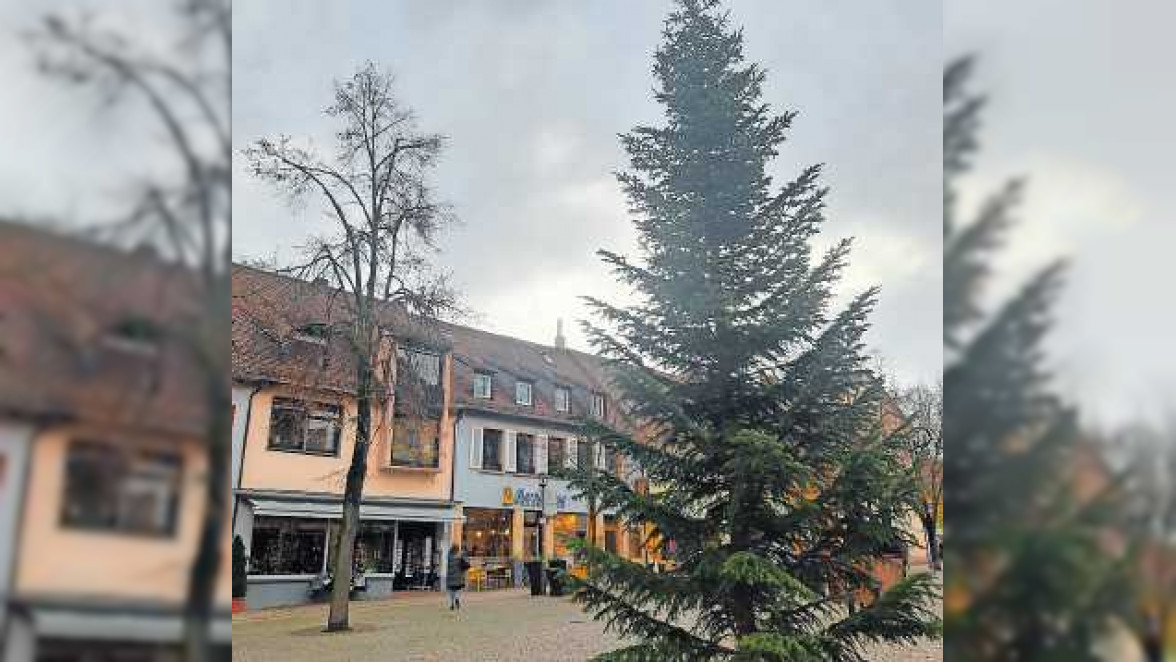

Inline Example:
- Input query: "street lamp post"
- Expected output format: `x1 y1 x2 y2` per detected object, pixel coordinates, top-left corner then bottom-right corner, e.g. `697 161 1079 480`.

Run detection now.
538 476 549 593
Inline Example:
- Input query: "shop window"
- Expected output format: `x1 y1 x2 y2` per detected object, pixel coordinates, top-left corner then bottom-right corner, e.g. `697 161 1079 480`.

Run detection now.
482 429 503 471
61 440 181 537
462 507 513 559
552 513 588 559
268 397 342 455
516 433 536 474
353 521 397 574
391 420 440 469
547 436 565 472
473 372 493 399
249 516 327 575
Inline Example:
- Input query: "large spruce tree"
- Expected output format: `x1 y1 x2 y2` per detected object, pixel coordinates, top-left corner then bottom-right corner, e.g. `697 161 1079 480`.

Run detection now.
565 1 939 659
943 57 1127 660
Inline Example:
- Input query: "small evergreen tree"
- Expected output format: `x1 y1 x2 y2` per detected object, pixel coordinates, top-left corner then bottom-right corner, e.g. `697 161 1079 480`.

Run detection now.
566 1 940 659
232 535 248 600
942 57 1127 660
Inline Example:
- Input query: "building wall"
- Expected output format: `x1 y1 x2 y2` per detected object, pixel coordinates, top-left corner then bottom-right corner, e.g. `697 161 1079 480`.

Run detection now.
14 425 231 605
452 412 590 515
238 355 454 502
231 384 256 493
1 421 34 629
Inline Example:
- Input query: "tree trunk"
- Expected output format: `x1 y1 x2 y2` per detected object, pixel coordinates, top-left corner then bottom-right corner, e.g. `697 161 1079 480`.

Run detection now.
183 372 231 661
922 508 939 569
326 359 374 631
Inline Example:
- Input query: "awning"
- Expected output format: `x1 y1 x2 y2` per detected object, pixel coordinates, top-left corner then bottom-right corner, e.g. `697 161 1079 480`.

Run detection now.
247 497 463 522
28 605 231 644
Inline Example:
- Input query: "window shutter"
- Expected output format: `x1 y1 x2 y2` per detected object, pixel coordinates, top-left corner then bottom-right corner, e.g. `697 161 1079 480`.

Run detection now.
536 434 548 474
566 438 577 469
470 427 483 470
504 430 517 473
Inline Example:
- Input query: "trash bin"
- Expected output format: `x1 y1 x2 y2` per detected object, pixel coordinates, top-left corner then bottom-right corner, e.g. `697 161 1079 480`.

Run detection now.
525 561 544 596
546 559 567 597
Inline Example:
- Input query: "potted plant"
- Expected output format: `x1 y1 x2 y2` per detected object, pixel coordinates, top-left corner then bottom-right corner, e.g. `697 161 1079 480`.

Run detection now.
232 535 248 613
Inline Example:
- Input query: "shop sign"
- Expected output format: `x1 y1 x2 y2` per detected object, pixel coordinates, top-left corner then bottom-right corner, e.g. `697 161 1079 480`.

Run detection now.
503 486 572 511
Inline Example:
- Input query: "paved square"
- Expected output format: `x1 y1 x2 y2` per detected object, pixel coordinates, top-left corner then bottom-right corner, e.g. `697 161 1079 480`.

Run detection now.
231 588 941 661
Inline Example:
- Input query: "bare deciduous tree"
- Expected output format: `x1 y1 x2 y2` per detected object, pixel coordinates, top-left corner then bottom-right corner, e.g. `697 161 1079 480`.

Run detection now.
245 62 458 631
898 381 943 570
1113 418 1176 661
25 0 231 659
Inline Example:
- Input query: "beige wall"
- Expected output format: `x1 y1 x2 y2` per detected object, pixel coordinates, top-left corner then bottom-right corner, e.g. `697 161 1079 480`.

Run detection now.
16 426 231 605
239 355 454 501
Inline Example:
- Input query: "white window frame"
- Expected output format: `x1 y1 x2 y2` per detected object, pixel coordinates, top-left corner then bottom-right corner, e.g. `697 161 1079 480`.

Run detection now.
554 387 570 412
592 393 606 418
473 372 493 399
515 381 533 406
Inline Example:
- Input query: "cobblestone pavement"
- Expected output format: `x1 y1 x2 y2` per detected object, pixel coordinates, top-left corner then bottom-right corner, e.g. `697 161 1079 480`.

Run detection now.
232 588 941 661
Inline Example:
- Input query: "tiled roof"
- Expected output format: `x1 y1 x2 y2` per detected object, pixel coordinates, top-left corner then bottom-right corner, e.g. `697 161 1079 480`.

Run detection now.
231 264 628 428
0 220 208 436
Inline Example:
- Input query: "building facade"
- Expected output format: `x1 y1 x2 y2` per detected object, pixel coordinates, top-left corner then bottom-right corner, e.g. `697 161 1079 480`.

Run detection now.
231 266 462 609
447 323 650 588
0 221 231 661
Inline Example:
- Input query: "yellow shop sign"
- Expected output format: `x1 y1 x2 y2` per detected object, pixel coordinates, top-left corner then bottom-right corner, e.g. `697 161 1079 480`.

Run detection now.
502 487 514 505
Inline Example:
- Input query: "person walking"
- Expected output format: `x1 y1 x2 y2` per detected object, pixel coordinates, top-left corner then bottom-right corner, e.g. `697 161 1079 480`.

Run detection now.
445 545 470 611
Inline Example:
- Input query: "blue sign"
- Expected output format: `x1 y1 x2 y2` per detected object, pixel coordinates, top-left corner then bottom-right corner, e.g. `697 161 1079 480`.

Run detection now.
513 488 542 508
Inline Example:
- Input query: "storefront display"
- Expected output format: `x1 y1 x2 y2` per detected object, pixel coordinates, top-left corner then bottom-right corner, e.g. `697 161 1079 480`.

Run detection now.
552 512 588 559
249 516 327 575
463 507 513 559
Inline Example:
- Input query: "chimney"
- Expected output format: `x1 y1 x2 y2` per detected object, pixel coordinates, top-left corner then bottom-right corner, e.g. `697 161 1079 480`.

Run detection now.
555 318 566 349
312 276 329 288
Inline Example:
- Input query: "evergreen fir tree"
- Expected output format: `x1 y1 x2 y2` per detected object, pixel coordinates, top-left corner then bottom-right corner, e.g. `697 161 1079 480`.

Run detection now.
943 57 1128 660
564 1 940 659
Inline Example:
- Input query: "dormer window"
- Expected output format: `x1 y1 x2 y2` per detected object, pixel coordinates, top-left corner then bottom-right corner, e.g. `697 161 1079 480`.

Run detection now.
515 380 533 406
104 315 162 355
293 322 329 345
473 371 493 399
592 392 607 418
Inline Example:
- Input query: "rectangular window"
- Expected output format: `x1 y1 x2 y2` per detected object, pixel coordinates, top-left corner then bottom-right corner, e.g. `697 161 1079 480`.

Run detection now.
482 429 503 471
248 516 327 575
268 398 341 455
390 420 441 469
592 393 606 418
462 507 513 559
516 433 535 474
547 437 565 473
473 372 493 399
604 446 619 476
515 381 533 406
395 346 443 417
554 387 570 412
604 515 619 554
354 521 397 574
61 441 182 537
576 440 592 470
552 513 589 559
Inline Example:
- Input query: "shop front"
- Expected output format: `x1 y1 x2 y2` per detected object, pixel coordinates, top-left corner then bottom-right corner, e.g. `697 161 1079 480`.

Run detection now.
235 491 460 609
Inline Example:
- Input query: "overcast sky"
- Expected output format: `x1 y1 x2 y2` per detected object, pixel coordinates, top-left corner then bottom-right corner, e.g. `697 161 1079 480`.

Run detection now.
946 0 1176 428
231 0 942 390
